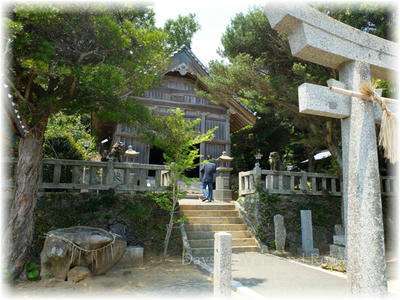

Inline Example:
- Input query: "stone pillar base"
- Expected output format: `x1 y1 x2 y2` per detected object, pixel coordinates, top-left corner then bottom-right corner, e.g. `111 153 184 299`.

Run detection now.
117 246 143 267
297 248 319 257
213 189 232 202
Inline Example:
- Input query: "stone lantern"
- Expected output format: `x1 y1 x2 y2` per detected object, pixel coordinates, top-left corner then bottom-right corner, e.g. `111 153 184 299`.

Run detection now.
123 145 140 185
214 151 233 202
124 145 140 160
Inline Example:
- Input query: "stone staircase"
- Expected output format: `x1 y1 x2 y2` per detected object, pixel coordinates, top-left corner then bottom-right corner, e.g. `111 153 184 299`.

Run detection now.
179 200 260 256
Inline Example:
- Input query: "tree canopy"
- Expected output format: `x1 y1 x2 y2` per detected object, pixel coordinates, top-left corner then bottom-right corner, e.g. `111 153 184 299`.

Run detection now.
163 13 200 51
4 3 201 279
199 7 336 171
314 2 397 42
5 3 171 130
199 4 396 172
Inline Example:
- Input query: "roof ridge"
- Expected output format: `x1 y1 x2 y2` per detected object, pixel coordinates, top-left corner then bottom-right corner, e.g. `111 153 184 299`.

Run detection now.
171 45 255 118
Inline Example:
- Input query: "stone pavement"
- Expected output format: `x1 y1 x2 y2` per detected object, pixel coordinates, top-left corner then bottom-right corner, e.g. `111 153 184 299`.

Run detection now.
230 252 347 298
228 252 399 299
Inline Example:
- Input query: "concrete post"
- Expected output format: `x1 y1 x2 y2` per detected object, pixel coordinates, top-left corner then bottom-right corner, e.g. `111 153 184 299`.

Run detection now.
214 232 232 297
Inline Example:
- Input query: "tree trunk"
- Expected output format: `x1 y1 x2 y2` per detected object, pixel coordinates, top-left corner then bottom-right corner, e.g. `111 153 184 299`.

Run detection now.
6 116 48 279
163 175 177 258
307 151 314 172
326 120 343 171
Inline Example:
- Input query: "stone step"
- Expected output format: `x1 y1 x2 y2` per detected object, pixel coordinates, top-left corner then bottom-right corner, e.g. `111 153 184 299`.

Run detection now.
180 194 203 200
189 238 257 248
181 210 239 217
192 246 259 256
186 230 252 240
185 224 248 231
185 217 244 225
179 204 236 211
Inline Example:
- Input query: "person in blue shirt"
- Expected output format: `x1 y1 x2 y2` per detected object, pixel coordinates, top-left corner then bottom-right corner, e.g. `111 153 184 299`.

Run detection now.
200 155 217 202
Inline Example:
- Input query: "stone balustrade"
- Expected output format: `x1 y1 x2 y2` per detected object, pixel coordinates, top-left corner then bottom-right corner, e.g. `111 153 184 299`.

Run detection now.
6 158 170 193
239 167 396 197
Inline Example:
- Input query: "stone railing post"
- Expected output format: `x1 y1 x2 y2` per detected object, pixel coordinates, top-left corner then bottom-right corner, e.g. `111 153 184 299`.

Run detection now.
89 166 97 185
300 172 308 191
238 172 244 195
155 169 161 188
253 162 262 188
104 160 114 186
71 165 81 184
53 164 61 184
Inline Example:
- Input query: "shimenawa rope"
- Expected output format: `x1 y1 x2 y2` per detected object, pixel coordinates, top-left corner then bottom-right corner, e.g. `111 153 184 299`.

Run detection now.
45 229 118 271
359 82 398 164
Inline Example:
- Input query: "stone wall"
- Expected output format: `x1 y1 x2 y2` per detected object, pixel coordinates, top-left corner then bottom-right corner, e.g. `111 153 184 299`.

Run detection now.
239 192 341 254
31 190 182 263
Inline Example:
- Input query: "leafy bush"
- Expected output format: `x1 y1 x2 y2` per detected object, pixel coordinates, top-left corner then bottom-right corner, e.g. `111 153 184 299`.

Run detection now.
43 136 83 160
43 112 96 160
26 262 39 281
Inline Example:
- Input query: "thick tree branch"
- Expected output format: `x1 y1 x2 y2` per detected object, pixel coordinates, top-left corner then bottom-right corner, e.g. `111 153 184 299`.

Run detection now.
4 77 34 111
24 74 34 100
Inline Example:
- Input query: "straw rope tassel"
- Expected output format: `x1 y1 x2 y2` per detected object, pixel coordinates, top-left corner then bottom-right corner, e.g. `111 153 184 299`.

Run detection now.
45 231 118 273
360 82 398 163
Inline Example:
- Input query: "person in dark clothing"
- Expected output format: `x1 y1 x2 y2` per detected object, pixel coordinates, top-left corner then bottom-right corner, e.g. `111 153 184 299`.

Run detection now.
200 155 217 202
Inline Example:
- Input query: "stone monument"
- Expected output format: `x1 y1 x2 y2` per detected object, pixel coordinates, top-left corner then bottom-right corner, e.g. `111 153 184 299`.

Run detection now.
274 214 286 251
297 210 319 257
265 3 397 295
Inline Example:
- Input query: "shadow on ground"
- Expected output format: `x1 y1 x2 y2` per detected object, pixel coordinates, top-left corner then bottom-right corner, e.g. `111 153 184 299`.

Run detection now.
233 277 266 287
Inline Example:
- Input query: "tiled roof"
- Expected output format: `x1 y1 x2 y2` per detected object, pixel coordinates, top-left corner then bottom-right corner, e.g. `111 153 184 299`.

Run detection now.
170 45 212 77
171 45 255 118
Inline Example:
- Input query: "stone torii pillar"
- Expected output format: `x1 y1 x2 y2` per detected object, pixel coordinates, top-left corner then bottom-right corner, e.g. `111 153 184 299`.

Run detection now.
265 3 398 296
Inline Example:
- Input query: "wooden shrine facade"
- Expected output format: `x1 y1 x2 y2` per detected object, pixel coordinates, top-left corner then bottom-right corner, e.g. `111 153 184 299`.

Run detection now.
109 46 256 172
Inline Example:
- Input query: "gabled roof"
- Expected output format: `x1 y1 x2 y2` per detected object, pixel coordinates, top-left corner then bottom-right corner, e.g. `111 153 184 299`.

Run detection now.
167 45 256 129
169 45 212 77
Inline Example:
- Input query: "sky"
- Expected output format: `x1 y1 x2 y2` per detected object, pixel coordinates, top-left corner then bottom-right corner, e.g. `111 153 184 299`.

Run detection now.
151 0 269 66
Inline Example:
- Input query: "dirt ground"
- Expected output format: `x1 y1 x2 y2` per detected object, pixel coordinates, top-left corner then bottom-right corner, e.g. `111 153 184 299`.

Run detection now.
6 255 214 299
5 251 398 299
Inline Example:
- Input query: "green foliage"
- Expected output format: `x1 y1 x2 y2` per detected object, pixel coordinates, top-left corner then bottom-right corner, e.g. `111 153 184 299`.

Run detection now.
314 2 397 41
26 262 39 281
44 112 96 159
163 13 200 50
6 3 170 133
43 136 83 160
230 111 297 172
2 264 13 280
200 7 337 172
202 5 396 173
147 108 216 181
148 190 174 211
144 108 216 256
